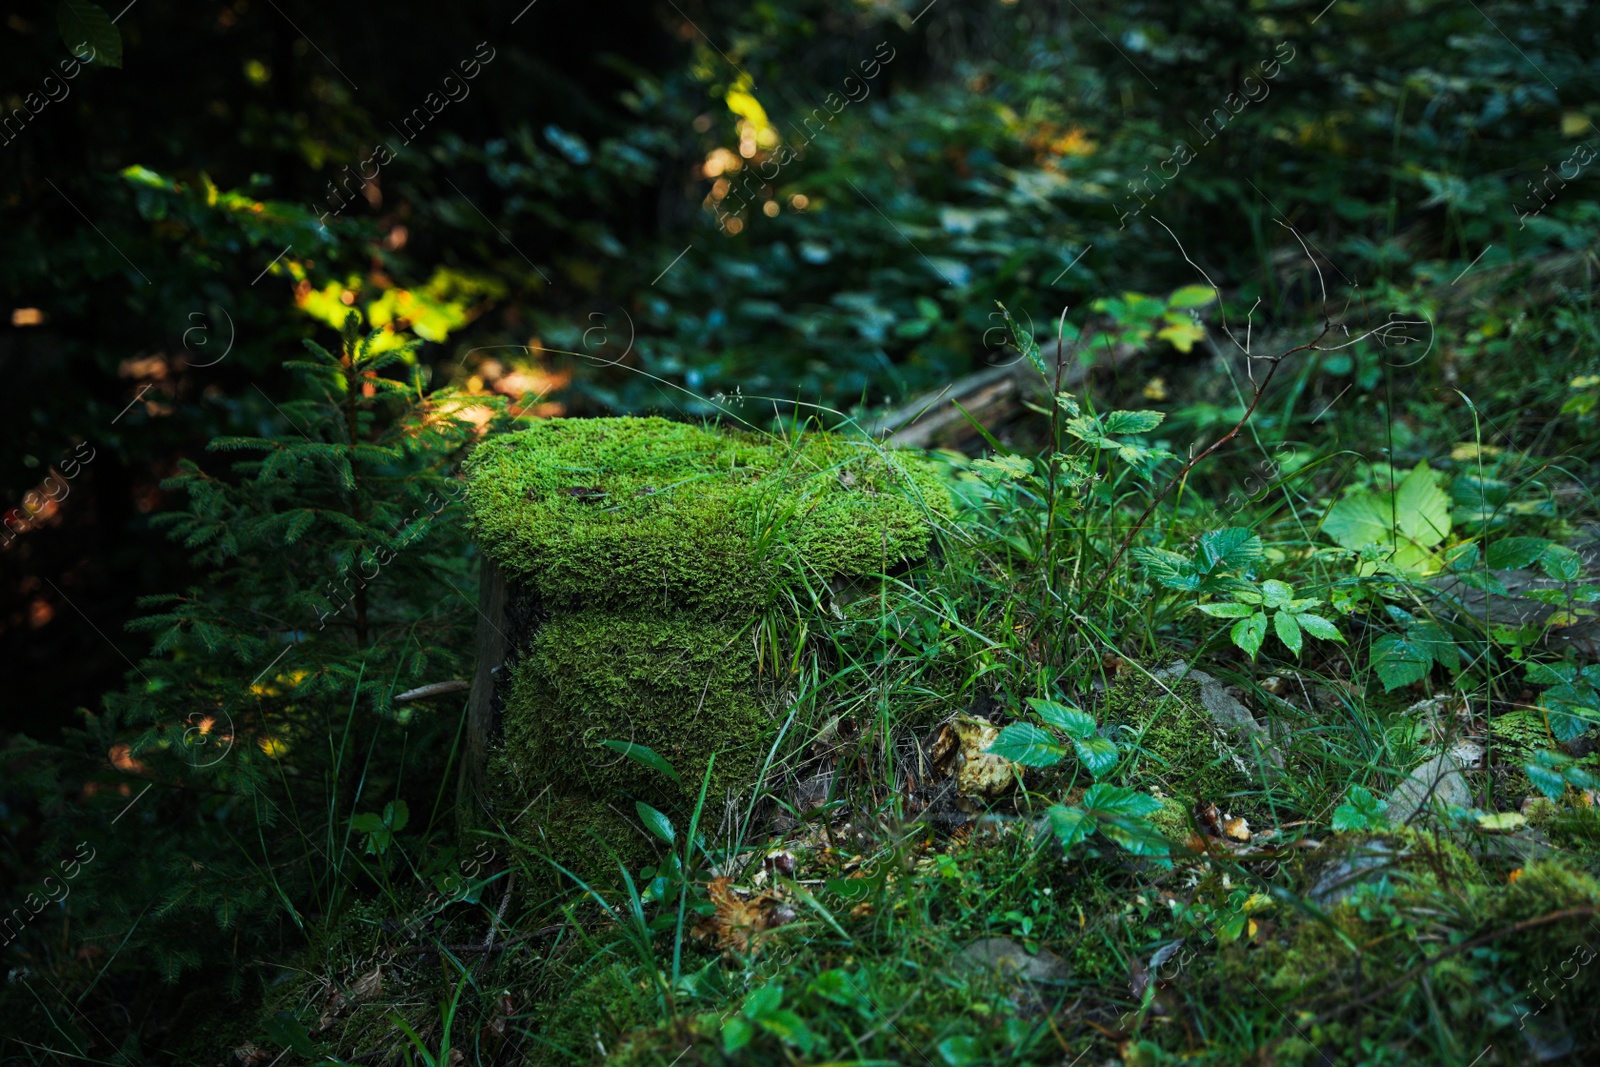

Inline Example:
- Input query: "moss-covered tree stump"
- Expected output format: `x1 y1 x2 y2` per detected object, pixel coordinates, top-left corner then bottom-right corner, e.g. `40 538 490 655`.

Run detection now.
462 417 948 880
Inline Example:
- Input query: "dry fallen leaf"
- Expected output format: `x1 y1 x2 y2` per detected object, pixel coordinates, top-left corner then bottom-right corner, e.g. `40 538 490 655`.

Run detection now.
1194 799 1223 838
349 964 382 1000
929 723 958 770
706 876 790 956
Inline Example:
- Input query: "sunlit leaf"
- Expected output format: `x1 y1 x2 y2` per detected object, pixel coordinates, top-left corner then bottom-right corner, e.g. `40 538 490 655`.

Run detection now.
1102 410 1165 434
1296 613 1345 643
1167 284 1218 308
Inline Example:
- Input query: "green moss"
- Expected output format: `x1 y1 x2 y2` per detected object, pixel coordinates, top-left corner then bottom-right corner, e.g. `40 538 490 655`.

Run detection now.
526 959 658 1065
506 788 664 892
1147 795 1193 842
1103 672 1259 811
471 418 949 879
1199 856 1600 1063
464 417 951 614
500 610 764 805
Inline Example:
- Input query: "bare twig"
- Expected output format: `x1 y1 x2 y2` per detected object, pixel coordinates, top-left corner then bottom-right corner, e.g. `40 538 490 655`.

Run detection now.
1086 325 1331 598
394 679 471 703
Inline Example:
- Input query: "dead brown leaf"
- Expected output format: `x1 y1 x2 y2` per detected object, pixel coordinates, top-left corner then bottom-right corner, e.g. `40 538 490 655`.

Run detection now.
706 876 790 956
349 964 383 1000
1194 799 1223 838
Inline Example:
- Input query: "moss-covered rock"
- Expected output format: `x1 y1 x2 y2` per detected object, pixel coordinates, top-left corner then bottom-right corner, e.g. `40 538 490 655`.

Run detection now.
466 417 949 884
1203 856 1600 1064
500 610 763 804
464 416 951 614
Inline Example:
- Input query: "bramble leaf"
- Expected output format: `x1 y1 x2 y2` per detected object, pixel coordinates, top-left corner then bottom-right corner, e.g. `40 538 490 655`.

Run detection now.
988 723 1068 767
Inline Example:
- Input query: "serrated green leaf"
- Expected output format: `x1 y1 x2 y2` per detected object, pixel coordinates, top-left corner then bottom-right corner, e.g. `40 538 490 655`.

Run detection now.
1073 736 1118 778
1332 785 1388 832
1134 546 1203 591
1525 661 1575 687
1046 804 1095 849
58 0 122 68
1296 613 1345 643
1102 410 1165 434
1231 612 1267 658
1395 463 1451 547
988 723 1068 767
1525 759 1569 799
1540 544 1582 582
1484 537 1551 570
1197 601 1255 618
1324 467 1446 574
1097 814 1173 861
1026 697 1096 739
1081 783 1162 818
997 302 1048 378
971 454 1035 484
1273 611 1303 656
1200 527 1264 571
1409 620 1460 670
1371 633 1432 691
1260 580 1295 611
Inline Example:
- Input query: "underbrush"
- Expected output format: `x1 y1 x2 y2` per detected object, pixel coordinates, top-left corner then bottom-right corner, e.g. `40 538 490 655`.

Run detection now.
6 257 1600 1067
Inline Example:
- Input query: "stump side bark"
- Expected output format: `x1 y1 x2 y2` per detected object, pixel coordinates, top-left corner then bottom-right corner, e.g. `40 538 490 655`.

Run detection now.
457 553 510 835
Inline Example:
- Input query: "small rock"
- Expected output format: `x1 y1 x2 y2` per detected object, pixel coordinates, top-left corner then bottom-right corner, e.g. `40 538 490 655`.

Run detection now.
1152 661 1285 769
954 937 1070 984
1308 838 1400 907
1385 753 1475 824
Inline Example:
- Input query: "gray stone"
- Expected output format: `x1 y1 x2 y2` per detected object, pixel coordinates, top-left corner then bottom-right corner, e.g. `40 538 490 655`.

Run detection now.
1309 838 1400 907
1428 523 1600 660
1385 752 1475 824
1151 661 1285 769
954 937 1070 984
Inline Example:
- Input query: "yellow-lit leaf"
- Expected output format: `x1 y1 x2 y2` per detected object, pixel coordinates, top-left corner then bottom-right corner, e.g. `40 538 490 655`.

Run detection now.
1167 285 1218 308
1158 320 1206 353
